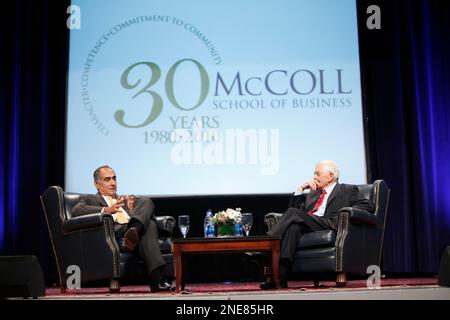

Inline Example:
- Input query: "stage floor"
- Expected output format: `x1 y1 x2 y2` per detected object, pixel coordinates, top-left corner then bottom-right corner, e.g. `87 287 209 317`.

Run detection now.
40 277 450 300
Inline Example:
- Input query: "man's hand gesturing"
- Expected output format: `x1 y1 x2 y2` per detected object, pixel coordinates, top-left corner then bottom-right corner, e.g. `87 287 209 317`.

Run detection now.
103 196 124 214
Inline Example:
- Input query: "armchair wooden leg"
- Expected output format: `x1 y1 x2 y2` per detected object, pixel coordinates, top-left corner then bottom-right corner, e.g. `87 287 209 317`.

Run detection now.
109 279 120 293
336 272 347 287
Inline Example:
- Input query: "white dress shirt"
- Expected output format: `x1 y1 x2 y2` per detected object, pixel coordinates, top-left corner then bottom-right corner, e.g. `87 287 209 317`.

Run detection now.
314 182 337 217
101 195 131 223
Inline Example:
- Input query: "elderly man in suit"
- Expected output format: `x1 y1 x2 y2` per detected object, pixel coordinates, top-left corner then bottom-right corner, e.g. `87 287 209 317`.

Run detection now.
72 165 172 292
260 160 376 289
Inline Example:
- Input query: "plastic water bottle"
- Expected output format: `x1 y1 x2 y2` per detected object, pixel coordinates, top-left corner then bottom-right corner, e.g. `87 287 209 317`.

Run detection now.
204 210 215 238
234 222 243 237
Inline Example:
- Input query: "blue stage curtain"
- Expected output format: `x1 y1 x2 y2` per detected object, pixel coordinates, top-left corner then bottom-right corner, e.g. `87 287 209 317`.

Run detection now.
0 0 68 282
359 0 450 272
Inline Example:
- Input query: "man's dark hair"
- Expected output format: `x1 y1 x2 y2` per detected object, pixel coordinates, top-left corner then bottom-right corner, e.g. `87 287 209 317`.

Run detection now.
93 165 113 182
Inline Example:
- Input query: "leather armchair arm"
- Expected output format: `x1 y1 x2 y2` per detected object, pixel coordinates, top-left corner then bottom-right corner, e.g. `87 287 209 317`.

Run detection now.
62 212 111 233
339 207 377 225
264 212 283 231
155 215 176 237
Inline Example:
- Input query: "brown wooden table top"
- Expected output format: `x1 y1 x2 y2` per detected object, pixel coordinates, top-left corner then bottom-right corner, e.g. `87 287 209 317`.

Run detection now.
172 235 281 244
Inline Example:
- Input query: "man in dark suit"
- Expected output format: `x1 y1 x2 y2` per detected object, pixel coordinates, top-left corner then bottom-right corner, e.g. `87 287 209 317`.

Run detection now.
260 160 376 289
72 165 172 292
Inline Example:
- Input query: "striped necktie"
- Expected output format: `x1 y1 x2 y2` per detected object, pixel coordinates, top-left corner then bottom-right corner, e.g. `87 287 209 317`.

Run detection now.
307 189 326 215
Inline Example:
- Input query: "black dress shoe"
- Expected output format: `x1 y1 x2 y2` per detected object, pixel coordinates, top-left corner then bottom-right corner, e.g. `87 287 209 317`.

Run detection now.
259 278 288 290
150 281 173 293
259 280 276 290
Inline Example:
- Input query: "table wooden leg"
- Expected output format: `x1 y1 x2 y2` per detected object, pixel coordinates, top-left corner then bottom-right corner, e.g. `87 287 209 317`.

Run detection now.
173 244 182 293
180 254 185 291
271 240 281 289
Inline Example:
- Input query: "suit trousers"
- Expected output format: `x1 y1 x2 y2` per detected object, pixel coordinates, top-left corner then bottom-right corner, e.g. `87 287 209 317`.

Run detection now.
267 207 337 263
114 197 165 274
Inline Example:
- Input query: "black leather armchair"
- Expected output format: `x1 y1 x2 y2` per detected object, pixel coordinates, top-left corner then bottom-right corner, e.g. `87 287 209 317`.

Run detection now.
40 186 175 293
264 180 390 286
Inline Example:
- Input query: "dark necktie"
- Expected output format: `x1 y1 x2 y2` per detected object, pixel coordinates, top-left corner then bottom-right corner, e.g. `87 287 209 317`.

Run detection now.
308 189 327 215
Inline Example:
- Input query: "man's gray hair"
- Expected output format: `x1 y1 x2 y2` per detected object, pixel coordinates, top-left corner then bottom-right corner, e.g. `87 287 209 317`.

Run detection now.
317 160 340 181
93 165 113 182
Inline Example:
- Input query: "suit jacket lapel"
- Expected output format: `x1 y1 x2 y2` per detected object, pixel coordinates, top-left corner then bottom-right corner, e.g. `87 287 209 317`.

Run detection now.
305 190 321 211
96 193 108 207
325 183 341 211
123 200 131 214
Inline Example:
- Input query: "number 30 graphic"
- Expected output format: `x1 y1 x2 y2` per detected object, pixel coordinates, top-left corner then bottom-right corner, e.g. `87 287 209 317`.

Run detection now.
115 59 210 128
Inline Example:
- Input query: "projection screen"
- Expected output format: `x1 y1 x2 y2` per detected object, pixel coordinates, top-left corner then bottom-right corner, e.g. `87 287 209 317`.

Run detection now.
65 0 367 196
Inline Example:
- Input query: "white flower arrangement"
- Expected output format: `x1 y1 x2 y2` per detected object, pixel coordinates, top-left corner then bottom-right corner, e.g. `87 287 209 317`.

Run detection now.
212 208 242 225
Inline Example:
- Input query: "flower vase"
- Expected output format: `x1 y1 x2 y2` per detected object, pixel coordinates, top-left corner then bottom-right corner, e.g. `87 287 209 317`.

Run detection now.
217 223 235 237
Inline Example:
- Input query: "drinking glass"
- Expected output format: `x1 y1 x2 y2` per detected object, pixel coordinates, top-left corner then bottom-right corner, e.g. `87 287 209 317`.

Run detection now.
241 213 253 236
178 215 190 238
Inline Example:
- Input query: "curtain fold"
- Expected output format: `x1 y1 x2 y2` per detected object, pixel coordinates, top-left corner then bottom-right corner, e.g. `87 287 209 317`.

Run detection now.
0 0 68 282
359 0 450 272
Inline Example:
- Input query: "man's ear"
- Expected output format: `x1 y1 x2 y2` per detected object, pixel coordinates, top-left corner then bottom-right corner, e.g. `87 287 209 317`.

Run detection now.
94 181 99 191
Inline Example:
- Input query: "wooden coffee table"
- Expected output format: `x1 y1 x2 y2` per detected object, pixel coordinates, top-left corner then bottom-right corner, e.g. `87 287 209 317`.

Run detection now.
172 236 281 293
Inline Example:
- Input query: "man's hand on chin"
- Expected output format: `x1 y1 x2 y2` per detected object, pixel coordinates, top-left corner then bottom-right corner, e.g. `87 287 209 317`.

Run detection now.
298 179 320 193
